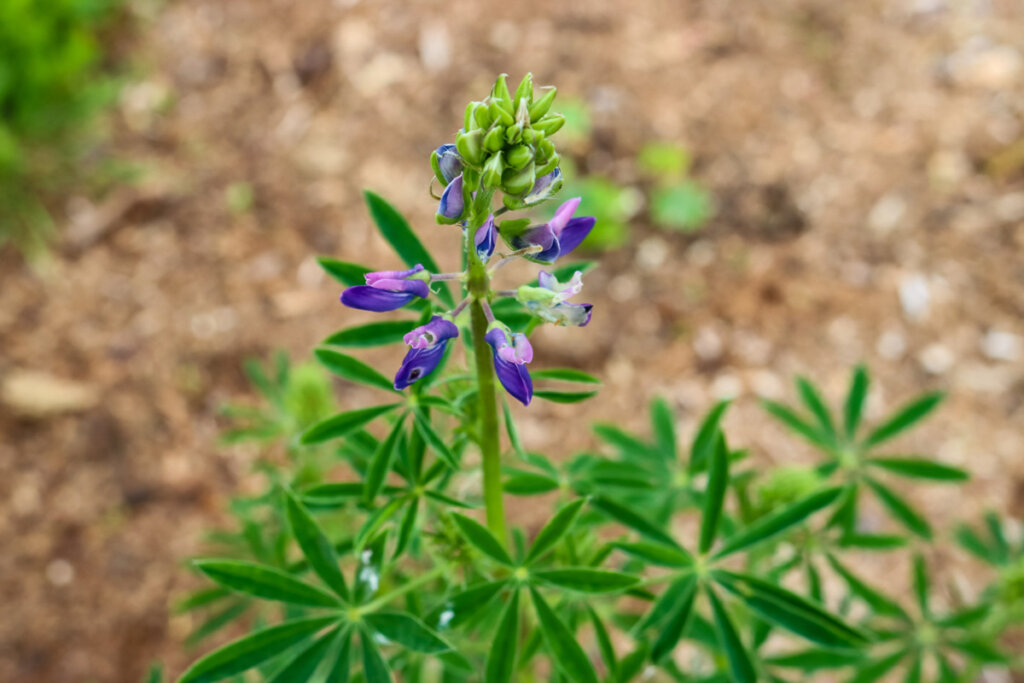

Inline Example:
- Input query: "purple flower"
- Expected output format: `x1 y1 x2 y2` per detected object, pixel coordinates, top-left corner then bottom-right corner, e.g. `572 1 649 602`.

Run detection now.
474 214 497 261
340 265 430 312
437 174 465 223
432 144 462 184
394 316 459 390
485 326 533 406
518 270 593 327
508 197 595 263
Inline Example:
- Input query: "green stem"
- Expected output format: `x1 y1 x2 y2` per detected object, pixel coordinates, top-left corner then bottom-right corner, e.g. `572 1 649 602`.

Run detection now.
468 246 507 545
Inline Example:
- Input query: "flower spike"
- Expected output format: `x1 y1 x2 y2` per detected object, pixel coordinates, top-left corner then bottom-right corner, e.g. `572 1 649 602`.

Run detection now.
340 265 430 312
394 317 459 390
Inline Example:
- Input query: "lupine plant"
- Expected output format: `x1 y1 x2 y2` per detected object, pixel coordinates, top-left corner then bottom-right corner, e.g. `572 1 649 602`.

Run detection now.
172 75 1021 682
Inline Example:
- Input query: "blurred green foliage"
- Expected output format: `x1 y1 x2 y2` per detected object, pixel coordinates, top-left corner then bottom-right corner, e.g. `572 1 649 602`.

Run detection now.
0 0 125 257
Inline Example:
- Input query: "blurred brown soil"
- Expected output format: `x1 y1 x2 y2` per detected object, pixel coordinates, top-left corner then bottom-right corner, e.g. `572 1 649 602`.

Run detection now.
1 0 1023 680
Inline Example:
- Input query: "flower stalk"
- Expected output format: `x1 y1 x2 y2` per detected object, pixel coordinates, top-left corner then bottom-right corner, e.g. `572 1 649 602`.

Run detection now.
467 233 507 545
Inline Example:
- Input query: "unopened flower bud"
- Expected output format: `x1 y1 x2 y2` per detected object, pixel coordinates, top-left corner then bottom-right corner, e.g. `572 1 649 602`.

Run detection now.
488 99 514 126
529 87 557 122
504 123 523 145
436 174 466 224
502 161 535 196
465 101 489 132
455 129 484 167
506 144 533 170
431 144 462 185
492 74 513 110
514 73 533 112
534 114 565 136
536 154 559 178
483 125 505 153
536 137 556 162
482 151 503 189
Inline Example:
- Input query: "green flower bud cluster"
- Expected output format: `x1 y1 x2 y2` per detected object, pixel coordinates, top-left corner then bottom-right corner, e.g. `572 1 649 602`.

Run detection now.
455 73 564 210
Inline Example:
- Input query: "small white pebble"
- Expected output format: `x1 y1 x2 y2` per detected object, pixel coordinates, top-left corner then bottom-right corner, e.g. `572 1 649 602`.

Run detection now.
710 374 743 399
635 237 668 270
981 330 1022 362
693 327 724 361
919 343 955 375
877 329 907 360
46 559 75 586
899 274 931 321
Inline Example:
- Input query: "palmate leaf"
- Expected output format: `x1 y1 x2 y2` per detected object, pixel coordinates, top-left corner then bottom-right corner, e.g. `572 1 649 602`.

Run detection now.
318 257 372 287
301 404 401 445
650 576 698 662
867 457 968 482
503 472 559 495
363 190 452 307
451 513 514 566
179 615 339 683
363 414 407 503
689 399 730 472
862 391 944 449
650 397 677 460
766 648 864 672
485 590 520 683
865 476 932 539
413 408 459 469
194 560 342 608
591 496 679 549
426 579 509 631
611 540 693 568
324 320 419 349
761 399 830 449
530 368 601 384
713 571 869 649
363 612 451 654
636 574 696 632
284 492 349 601
360 629 392 682
525 498 587 564
825 553 907 618
714 486 843 558
529 588 599 683
533 568 639 594
844 365 870 440
707 586 757 683
265 626 341 683
325 629 352 682
315 348 397 393
534 389 599 403
699 434 730 553
587 605 618 680
796 376 836 443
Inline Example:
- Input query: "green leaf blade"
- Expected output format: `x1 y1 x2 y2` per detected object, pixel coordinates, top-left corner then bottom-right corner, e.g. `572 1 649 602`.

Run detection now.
534 568 639 594
179 616 339 683
324 320 419 348
485 590 520 683
525 498 587 565
529 588 599 683
194 560 342 608
699 434 730 553
363 612 451 654
863 392 944 449
301 404 401 445
451 513 514 566
315 348 397 393
284 493 350 601
714 486 843 559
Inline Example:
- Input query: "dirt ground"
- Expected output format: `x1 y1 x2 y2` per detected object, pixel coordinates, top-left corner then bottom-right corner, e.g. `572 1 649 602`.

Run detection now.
1 0 1023 680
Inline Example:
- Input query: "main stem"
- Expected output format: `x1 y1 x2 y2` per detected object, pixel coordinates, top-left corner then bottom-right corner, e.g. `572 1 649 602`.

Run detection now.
467 239 507 545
